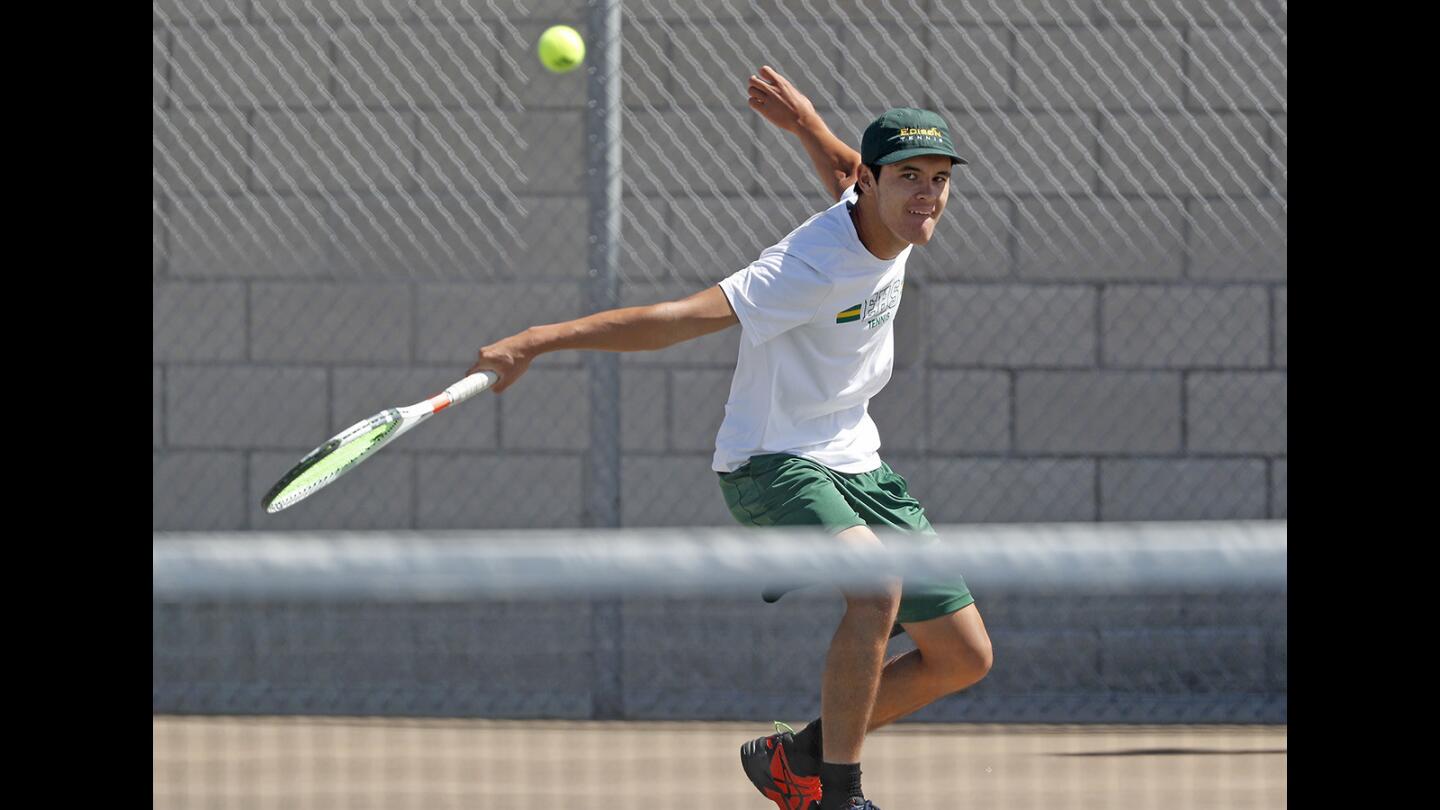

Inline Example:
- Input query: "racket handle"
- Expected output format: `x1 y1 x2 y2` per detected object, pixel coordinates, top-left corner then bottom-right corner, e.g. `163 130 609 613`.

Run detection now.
443 371 500 407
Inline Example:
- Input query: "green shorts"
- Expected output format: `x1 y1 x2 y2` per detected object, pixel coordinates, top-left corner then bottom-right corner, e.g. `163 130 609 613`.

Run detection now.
717 453 974 624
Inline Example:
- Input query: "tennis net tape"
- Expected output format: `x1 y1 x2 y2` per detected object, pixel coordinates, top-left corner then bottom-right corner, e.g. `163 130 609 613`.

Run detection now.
155 521 1285 599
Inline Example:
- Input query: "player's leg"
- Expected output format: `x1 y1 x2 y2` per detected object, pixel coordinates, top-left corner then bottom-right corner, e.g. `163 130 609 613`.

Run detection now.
789 459 992 744
819 523 902 763
866 603 993 730
787 597 992 765
722 454 895 809
856 461 993 729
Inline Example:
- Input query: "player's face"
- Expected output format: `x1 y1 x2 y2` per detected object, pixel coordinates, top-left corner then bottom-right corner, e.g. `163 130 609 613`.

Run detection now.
871 155 952 247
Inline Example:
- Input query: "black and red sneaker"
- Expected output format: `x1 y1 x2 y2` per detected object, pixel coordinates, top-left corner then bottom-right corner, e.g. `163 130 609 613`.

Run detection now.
740 722 823 810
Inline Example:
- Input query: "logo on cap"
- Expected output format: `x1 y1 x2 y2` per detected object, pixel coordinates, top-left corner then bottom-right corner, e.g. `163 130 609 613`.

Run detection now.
861 108 968 166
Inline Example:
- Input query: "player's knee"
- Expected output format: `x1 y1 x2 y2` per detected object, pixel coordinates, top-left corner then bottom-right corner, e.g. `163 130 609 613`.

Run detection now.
940 635 994 693
970 636 995 680
843 587 901 623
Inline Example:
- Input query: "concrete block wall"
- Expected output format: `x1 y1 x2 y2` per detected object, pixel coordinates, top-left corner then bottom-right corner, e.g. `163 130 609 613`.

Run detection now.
153 1 1287 530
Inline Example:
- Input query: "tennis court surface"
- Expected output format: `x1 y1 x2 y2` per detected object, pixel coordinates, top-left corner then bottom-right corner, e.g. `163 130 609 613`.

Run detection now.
154 717 1286 809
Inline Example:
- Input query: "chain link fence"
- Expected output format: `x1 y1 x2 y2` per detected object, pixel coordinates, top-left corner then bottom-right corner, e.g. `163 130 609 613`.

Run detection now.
153 0 1288 531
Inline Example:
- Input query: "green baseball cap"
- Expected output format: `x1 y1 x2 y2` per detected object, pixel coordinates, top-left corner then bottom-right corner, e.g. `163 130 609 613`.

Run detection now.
860 107 968 166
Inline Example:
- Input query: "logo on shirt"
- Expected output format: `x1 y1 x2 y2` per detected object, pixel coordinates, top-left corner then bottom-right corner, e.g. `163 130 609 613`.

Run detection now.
835 279 904 329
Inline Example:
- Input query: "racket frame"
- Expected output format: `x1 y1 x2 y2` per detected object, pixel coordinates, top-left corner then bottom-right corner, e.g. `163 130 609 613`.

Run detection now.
261 371 498 514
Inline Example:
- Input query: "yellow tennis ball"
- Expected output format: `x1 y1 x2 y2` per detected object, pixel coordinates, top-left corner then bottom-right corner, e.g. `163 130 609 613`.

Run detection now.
537 25 585 74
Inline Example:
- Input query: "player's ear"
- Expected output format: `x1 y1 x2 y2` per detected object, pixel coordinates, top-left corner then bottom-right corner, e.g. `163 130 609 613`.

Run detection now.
857 163 875 194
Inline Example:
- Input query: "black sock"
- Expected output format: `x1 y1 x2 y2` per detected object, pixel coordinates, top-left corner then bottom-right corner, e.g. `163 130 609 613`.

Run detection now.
818 761 863 809
791 718 823 772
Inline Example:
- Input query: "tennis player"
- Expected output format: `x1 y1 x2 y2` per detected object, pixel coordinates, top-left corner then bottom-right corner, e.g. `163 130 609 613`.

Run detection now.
467 66 993 810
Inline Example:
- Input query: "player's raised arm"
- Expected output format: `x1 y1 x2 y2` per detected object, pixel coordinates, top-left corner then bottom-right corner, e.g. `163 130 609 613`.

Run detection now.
467 286 738 392
747 65 862 202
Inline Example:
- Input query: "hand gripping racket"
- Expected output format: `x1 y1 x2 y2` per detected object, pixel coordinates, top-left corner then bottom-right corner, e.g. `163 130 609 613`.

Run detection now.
261 371 500 514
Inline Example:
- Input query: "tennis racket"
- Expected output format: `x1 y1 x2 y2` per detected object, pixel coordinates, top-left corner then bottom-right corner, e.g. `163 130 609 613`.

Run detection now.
261 371 500 514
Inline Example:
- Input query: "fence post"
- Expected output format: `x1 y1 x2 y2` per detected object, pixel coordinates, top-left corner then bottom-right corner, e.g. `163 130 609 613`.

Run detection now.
585 0 624 720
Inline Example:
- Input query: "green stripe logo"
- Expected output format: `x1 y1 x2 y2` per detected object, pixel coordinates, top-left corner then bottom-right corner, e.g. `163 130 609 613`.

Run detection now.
836 304 862 324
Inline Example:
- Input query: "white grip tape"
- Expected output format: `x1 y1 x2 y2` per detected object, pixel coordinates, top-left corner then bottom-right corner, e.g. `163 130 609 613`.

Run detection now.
444 371 499 405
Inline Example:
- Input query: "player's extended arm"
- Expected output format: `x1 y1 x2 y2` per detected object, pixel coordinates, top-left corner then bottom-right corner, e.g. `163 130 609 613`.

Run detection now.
467 286 738 392
747 65 862 202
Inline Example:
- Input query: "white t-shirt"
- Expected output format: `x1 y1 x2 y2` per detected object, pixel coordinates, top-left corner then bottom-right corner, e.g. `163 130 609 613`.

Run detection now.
714 185 911 474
